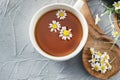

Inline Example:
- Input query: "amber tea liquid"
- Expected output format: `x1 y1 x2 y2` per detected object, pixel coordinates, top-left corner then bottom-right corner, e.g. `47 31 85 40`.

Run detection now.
35 9 83 57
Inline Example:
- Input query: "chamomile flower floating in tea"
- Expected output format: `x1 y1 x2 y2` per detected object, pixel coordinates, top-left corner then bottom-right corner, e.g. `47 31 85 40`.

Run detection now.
88 48 112 74
113 1 120 10
56 9 67 20
49 20 61 32
59 26 72 40
35 9 82 57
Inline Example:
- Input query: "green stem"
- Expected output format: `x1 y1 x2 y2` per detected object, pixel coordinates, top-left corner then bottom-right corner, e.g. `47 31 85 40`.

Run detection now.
110 42 116 50
104 42 114 44
110 36 119 50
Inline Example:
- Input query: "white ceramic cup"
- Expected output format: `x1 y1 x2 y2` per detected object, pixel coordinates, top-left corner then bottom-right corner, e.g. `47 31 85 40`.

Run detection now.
29 0 88 61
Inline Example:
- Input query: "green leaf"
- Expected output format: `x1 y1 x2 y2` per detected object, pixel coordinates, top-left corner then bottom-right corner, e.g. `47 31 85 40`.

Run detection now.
106 7 115 15
115 9 120 15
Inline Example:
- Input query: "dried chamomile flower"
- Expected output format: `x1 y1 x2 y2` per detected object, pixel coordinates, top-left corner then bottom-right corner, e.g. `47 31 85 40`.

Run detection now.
91 62 101 71
88 48 112 74
100 64 107 74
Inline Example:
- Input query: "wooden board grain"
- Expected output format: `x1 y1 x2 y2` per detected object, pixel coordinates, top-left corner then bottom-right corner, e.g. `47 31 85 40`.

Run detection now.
114 13 120 32
81 0 120 79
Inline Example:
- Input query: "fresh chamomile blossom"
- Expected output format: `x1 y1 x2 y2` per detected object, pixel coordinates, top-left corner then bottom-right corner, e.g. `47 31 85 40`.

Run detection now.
95 51 102 59
90 48 95 54
95 14 101 25
100 64 107 74
88 58 96 63
49 20 61 32
112 30 119 38
91 62 100 71
88 48 112 74
56 9 67 20
113 1 120 10
59 26 72 40
101 52 110 60
100 58 105 65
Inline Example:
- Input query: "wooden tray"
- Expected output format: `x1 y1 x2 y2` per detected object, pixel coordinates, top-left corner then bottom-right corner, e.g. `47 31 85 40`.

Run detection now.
81 0 120 79
114 13 120 32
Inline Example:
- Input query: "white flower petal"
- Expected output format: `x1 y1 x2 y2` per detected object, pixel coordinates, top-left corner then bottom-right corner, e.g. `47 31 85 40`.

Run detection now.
95 14 101 25
88 60 92 62
57 28 60 31
62 26 66 30
62 36 66 40
57 16 59 18
56 13 59 16
59 34 63 37
69 29 72 31
69 34 72 37
60 32 63 34
101 70 106 74
49 23 52 26
50 28 54 32
49 26 52 28
54 29 57 32
67 37 70 40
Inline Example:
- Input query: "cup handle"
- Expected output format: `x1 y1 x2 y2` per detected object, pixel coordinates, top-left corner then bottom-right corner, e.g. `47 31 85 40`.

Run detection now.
73 0 84 10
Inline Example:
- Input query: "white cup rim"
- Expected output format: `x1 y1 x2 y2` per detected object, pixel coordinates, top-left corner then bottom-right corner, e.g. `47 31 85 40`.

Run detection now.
29 3 88 61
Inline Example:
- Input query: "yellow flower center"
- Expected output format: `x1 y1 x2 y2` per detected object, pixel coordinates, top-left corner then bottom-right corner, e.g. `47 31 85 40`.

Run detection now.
113 31 119 37
52 24 57 29
63 30 70 36
104 55 108 59
59 12 64 17
115 3 120 7
100 59 104 64
101 66 106 71
97 52 102 56
94 66 99 71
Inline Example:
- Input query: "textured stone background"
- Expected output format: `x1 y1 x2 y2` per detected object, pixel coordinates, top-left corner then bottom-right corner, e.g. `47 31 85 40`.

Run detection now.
0 0 120 80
